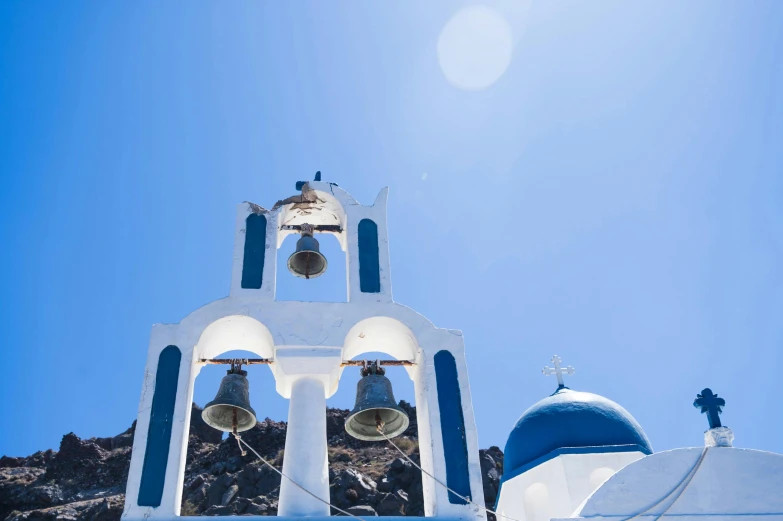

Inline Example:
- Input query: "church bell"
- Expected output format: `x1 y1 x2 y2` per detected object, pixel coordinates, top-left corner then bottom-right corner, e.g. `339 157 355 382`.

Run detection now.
202 365 257 433
287 225 327 279
345 362 410 441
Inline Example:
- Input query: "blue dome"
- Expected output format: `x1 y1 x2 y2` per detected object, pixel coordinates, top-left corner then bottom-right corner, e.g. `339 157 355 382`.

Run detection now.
504 387 652 476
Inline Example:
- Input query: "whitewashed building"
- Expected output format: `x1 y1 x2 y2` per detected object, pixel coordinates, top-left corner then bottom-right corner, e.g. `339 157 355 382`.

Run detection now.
123 179 783 521
496 364 783 521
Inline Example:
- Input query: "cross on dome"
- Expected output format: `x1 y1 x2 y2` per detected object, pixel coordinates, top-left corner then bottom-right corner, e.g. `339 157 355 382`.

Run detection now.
542 355 575 389
693 388 726 429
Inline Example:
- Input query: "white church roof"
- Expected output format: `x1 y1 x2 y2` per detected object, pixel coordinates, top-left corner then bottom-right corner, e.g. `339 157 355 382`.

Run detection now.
569 446 783 520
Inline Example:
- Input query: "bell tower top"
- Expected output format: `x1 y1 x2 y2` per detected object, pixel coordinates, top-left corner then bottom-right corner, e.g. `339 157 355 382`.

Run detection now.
230 175 392 303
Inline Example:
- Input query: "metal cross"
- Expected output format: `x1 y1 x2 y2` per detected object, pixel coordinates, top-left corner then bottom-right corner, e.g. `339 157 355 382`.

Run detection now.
693 388 725 429
542 355 575 388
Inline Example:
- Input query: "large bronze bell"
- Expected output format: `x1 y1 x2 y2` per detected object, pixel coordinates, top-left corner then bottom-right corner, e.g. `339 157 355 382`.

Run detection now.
202 367 257 433
345 362 410 441
287 226 327 279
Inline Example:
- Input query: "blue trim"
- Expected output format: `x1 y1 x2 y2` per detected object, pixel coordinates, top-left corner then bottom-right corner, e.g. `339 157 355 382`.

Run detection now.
502 443 651 484
138 345 182 507
434 350 471 504
358 219 380 293
494 444 651 510
241 214 266 289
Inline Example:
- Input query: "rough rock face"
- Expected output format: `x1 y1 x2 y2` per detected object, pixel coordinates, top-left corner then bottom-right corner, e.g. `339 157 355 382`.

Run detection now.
1 402 503 520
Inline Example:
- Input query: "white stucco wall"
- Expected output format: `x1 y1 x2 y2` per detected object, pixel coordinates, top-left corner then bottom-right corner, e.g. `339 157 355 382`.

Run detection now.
495 451 646 521
557 447 783 521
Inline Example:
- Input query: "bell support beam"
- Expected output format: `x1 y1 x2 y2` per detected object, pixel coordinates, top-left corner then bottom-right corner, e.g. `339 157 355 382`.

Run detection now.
198 358 415 366
199 358 274 365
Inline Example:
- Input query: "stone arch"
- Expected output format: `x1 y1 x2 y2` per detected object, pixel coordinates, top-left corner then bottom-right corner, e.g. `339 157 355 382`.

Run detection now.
342 316 419 367
194 315 275 360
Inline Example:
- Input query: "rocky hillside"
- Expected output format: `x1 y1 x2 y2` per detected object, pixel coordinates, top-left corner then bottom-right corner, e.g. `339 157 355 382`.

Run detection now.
0 403 504 520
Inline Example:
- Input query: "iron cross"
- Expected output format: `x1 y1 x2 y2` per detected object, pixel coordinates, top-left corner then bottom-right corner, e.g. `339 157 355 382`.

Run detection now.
693 388 725 429
542 355 575 388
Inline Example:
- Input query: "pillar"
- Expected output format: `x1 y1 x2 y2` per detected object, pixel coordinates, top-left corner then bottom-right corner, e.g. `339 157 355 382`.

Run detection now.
278 377 330 516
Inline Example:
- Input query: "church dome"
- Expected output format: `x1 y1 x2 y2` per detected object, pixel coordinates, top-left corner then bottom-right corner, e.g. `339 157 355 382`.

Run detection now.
504 387 652 476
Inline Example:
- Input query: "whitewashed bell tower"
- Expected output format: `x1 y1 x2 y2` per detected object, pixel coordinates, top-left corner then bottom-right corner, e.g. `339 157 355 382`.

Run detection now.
123 179 487 521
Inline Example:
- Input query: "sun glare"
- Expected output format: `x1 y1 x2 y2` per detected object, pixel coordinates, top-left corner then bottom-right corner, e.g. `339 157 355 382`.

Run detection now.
437 5 513 91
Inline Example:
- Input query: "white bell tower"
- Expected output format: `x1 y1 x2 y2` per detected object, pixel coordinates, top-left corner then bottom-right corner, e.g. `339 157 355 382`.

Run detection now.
123 179 487 521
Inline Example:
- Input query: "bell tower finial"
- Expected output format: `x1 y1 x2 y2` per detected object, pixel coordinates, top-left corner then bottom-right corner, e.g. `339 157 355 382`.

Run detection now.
694 388 734 447
542 355 575 389
693 388 726 429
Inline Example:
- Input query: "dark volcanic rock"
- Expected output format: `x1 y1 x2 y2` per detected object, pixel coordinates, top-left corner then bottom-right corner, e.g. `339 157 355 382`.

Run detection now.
236 463 281 499
92 423 135 452
0 457 25 469
45 433 108 481
3 494 124 521
480 447 503 508
1 403 504 520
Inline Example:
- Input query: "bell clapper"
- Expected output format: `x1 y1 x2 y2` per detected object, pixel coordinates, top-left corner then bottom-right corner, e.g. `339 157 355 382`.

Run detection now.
228 361 248 456
301 224 313 279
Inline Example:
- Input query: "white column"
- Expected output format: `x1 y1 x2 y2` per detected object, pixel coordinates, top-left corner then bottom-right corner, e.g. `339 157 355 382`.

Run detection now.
278 377 330 516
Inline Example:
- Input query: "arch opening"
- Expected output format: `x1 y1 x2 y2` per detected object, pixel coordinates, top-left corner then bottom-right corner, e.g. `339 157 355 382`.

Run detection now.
326 367 422 514
321 316 423 514
275 233 347 302
195 315 275 361
182 346 287 516
342 316 419 366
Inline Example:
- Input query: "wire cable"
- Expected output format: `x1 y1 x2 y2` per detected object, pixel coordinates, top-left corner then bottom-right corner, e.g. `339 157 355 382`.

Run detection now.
610 447 710 521
236 422 708 521
382 426 708 521
379 428 522 521
648 447 709 521
232 434 368 521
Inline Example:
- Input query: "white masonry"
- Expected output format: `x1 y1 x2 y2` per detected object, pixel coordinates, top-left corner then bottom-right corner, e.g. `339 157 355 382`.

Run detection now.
123 181 488 521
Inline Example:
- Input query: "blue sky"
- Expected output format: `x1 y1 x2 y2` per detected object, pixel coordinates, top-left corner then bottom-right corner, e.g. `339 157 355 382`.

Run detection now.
1 1 781 459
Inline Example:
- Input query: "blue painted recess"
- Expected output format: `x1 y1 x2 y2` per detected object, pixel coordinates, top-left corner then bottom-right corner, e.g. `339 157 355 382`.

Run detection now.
434 350 471 504
241 213 266 289
138 345 182 507
358 219 380 293
503 387 653 478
